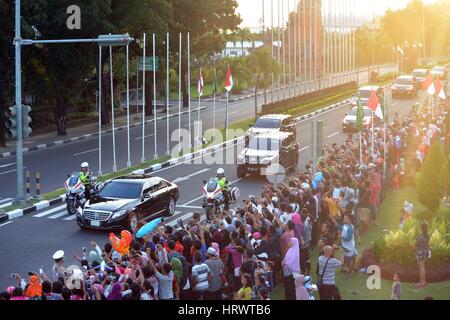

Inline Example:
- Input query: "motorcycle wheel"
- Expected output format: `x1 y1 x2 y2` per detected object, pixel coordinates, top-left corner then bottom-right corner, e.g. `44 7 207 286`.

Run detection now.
67 203 76 215
205 206 213 221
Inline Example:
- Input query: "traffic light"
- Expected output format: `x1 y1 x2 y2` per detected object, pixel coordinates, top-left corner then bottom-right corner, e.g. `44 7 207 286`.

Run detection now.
22 105 32 139
4 106 19 139
4 105 32 139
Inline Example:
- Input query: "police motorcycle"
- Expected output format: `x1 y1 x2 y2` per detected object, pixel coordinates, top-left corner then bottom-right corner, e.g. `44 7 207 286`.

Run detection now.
201 177 240 221
64 173 98 215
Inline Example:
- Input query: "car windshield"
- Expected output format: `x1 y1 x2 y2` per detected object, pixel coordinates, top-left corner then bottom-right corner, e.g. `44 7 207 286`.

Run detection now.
249 137 280 151
349 108 372 117
358 89 372 99
395 78 413 85
412 70 426 77
68 172 81 187
98 181 143 199
254 118 281 129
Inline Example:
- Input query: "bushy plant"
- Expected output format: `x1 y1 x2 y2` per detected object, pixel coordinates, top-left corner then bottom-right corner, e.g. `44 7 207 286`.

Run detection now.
416 142 447 214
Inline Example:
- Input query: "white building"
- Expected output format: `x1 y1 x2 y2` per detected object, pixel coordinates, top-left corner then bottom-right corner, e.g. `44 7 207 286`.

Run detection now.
221 40 264 58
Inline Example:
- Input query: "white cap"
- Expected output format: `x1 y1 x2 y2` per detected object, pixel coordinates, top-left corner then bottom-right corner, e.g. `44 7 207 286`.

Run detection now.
217 168 224 175
81 162 89 168
52 250 65 260
271 197 279 203
301 183 311 190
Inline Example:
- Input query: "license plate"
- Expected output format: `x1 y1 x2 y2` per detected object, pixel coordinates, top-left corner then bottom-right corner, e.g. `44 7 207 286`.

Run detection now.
90 220 100 227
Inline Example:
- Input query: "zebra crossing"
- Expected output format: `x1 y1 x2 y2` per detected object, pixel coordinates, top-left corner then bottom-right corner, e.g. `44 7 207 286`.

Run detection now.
30 203 192 225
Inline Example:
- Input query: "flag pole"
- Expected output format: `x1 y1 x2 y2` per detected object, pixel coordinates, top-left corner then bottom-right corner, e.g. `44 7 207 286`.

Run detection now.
282 0 286 99
166 32 170 156
141 33 146 163
277 0 281 101
371 111 375 158
109 45 117 173
98 46 102 176
213 63 216 136
271 0 274 103
153 33 158 160
198 68 202 146
293 0 297 96
188 32 192 150
225 91 229 131
178 33 182 154
288 0 291 98
126 44 131 168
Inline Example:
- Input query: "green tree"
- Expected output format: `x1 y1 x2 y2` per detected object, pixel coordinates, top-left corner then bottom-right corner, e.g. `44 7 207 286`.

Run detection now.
236 27 252 57
168 0 241 107
247 47 278 100
417 142 447 213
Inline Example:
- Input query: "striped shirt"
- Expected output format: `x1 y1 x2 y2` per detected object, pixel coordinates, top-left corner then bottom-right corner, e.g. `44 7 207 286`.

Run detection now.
318 256 342 285
191 263 211 292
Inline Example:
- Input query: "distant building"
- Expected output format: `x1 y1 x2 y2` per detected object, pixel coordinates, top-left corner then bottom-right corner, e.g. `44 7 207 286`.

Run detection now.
221 40 264 58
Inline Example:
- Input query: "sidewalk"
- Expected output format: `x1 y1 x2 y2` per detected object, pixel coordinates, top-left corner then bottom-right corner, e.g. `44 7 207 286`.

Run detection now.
0 106 205 159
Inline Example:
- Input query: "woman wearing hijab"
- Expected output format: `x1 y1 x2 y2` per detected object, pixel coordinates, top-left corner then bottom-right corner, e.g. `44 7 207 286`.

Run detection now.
294 274 310 300
107 283 123 300
282 237 300 300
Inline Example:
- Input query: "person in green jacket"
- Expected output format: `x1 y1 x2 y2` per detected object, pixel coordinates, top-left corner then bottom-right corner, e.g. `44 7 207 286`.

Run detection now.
216 168 229 210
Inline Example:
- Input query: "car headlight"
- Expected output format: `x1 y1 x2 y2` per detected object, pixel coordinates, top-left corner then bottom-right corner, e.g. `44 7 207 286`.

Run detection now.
111 210 128 219
77 206 83 215
261 157 273 165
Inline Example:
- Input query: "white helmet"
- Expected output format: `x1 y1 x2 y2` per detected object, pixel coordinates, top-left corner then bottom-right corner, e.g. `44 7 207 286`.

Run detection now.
81 162 89 168
217 168 225 175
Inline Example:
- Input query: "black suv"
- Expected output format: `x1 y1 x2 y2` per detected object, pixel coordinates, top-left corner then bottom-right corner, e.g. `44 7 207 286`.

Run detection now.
77 175 179 232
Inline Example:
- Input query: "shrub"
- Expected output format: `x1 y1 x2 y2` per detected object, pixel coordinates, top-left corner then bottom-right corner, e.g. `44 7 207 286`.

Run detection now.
416 142 447 214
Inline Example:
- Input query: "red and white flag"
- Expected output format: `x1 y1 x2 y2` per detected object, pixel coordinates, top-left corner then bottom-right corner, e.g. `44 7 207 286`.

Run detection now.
423 73 433 90
368 90 383 120
198 68 204 97
225 64 233 92
427 80 436 96
435 79 446 100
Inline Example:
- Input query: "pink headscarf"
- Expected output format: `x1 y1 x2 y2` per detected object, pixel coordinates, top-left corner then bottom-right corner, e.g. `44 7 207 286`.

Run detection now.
212 242 220 257
283 237 300 274
295 275 310 300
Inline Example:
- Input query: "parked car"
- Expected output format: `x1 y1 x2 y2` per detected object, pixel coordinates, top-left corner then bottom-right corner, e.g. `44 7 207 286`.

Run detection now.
237 131 299 178
391 75 418 99
342 106 375 132
411 69 430 89
77 174 179 232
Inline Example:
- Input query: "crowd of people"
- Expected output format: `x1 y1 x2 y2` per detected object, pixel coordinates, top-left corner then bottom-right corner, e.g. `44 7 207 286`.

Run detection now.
1 97 449 301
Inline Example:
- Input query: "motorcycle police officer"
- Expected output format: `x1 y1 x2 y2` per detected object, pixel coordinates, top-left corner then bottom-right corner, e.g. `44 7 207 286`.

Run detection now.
79 162 93 200
216 168 230 210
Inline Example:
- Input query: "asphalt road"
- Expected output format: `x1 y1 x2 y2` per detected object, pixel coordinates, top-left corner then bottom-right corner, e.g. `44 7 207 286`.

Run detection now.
0 84 425 289
0 65 396 199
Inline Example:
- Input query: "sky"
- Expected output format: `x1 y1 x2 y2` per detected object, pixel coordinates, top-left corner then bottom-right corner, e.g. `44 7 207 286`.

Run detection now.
237 0 440 30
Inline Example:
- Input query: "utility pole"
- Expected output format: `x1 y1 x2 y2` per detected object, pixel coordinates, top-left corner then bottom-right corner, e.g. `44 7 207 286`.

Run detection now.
14 0 25 202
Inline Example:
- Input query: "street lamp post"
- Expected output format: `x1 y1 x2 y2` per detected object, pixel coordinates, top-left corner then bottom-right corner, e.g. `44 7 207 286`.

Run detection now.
14 0 133 202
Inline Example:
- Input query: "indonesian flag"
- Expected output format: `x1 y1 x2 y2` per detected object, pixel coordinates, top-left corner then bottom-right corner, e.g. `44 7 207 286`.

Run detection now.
225 64 233 92
435 79 446 99
423 73 433 90
198 68 204 97
427 80 436 96
368 90 383 120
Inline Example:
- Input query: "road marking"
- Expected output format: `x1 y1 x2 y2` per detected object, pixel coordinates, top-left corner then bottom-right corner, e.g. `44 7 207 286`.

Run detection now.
173 168 210 184
48 211 70 220
63 215 78 221
0 198 13 205
300 146 310 152
0 167 26 175
73 148 99 156
168 212 194 227
33 204 67 218
177 205 203 209
327 131 340 139
0 221 13 228
0 163 15 169
135 134 155 141
229 111 239 115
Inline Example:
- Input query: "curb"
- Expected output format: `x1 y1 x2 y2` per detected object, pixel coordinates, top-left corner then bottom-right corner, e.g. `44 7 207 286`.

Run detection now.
0 107 206 160
3 96 353 220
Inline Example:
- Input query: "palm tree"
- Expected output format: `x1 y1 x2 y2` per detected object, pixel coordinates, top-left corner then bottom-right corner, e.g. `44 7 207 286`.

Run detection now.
248 47 278 104
236 27 252 57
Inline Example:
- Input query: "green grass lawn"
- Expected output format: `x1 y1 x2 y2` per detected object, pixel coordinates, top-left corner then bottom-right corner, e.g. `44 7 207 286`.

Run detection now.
271 187 450 300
